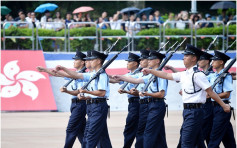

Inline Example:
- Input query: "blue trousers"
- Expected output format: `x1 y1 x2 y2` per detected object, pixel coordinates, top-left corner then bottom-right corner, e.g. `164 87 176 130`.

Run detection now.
135 102 149 148
144 100 167 148
179 108 205 148
64 99 86 148
201 100 213 146
208 104 236 148
84 101 112 148
123 98 140 148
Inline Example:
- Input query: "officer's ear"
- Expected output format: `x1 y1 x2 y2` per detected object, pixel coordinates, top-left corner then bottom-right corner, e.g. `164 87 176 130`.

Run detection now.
220 60 225 65
156 59 161 65
191 55 198 62
81 60 85 65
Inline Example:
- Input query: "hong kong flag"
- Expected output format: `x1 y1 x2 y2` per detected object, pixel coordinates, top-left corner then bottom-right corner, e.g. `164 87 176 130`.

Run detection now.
1 50 57 111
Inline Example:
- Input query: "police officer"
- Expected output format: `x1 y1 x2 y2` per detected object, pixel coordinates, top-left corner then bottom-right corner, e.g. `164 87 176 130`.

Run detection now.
197 52 214 146
117 52 141 148
37 50 87 148
140 50 168 148
56 50 112 148
113 50 168 148
207 50 236 148
141 45 231 148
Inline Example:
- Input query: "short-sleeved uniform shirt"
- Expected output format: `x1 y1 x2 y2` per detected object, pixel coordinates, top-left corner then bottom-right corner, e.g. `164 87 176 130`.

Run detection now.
172 66 211 103
207 69 233 101
133 72 168 99
83 71 110 99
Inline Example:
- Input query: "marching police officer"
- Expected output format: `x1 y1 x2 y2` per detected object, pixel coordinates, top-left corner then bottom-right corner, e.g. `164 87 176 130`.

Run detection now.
37 50 87 148
55 50 112 148
141 44 230 148
117 52 141 148
197 52 214 146
207 50 236 148
140 50 168 148
61 51 87 148
113 50 168 148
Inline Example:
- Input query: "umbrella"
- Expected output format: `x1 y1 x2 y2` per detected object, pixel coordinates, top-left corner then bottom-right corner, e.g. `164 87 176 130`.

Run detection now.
210 1 236 10
73 6 94 14
1 6 11 15
120 7 140 14
137 7 153 17
35 3 58 13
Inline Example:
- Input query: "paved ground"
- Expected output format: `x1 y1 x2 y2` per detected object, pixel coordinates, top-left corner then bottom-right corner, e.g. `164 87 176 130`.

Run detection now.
1 111 236 148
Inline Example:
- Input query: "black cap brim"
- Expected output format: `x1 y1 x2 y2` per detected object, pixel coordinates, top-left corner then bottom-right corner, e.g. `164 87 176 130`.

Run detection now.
83 57 91 60
211 56 222 60
139 56 148 60
125 59 133 61
148 56 158 60
88 56 98 60
182 51 196 55
72 57 85 60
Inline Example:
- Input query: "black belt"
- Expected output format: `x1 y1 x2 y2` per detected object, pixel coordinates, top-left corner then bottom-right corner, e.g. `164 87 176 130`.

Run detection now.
206 98 212 103
183 103 202 109
86 98 107 104
139 98 149 104
128 97 139 103
148 97 164 103
71 99 85 103
212 100 230 106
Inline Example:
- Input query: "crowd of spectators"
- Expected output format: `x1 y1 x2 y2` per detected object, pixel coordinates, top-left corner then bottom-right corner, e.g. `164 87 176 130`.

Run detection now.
2 8 236 36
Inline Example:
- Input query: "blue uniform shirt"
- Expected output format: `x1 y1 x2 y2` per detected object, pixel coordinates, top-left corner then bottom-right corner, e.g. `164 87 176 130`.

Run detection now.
83 71 110 99
64 70 85 90
207 69 233 101
120 69 140 98
142 74 168 97
134 72 146 100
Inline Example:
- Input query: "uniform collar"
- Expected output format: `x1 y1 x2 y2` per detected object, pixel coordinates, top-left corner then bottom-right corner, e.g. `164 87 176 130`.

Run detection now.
215 69 224 76
186 66 196 74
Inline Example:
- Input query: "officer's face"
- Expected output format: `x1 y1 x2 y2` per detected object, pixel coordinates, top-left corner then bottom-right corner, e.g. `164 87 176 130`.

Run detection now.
212 60 223 69
85 60 91 69
198 59 209 69
127 61 138 70
90 58 101 68
148 59 160 68
73 59 84 69
183 55 196 68
140 59 148 68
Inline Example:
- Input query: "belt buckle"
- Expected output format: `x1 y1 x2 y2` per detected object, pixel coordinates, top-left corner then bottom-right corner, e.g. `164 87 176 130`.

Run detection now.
86 99 92 104
147 98 151 103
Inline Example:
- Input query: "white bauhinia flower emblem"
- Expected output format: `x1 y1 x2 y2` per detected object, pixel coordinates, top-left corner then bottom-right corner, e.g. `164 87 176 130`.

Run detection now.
0 60 46 100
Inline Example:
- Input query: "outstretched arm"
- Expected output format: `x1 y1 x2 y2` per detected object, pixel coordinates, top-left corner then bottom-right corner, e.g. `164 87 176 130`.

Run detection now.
108 75 121 83
164 65 180 73
112 75 144 84
37 66 61 77
142 68 174 80
55 65 84 79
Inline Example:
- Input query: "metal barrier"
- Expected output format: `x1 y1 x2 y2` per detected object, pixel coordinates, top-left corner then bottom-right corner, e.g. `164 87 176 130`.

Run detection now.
68 22 98 52
226 20 236 49
99 21 129 51
36 22 67 51
132 21 161 51
163 20 193 46
194 21 225 51
3 21 34 50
